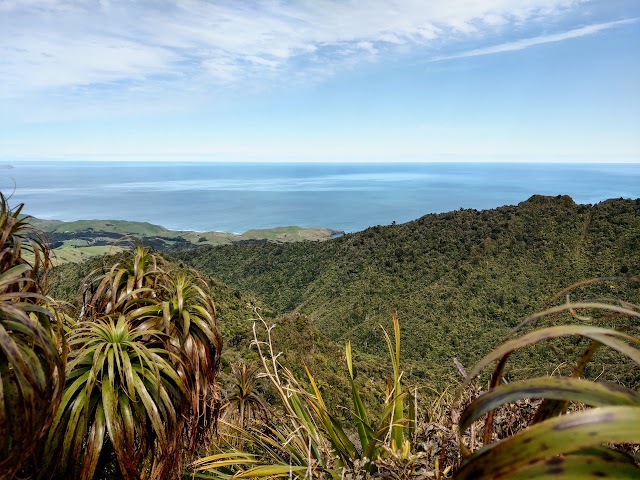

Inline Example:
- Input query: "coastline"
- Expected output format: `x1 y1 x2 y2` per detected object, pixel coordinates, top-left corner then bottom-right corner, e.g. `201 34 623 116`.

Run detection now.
28 216 345 265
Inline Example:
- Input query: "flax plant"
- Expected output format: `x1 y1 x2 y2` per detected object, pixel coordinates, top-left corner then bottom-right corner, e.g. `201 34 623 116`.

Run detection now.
191 311 415 478
456 281 640 479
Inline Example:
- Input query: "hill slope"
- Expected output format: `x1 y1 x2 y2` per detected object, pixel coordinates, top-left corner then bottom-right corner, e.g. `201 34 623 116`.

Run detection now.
29 217 342 264
47 253 368 409
173 195 640 387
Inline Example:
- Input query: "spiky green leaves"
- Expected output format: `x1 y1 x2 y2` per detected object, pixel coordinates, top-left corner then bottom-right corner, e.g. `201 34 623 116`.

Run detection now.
43 315 184 479
0 193 51 288
456 300 640 479
81 243 162 318
0 194 64 478
159 268 223 448
192 312 414 478
43 244 223 478
0 270 64 477
222 362 270 428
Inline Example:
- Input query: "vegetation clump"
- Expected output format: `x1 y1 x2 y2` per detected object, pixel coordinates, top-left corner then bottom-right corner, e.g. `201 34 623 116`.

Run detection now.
0 194 223 479
2 192 639 479
0 193 65 479
190 283 640 479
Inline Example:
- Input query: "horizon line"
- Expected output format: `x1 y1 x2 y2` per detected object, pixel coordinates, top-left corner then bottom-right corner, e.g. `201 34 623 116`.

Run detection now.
2 157 639 164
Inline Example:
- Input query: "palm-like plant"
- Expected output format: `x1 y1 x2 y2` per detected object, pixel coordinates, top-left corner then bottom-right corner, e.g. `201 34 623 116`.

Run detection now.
222 362 270 428
0 193 65 478
80 243 162 319
456 282 640 479
159 268 223 448
42 244 223 478
42 314 185 479
0 193 50 286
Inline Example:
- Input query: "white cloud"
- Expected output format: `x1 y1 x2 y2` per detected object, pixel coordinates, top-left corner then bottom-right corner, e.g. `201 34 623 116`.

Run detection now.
1 33 178 89
0 0 591 95
434 18 639 60
201 56 242 83
356 41 378 56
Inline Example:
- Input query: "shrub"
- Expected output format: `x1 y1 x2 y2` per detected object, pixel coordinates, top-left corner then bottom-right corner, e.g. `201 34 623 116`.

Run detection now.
191 311 419 478
41 245 223 479
0 193 65 477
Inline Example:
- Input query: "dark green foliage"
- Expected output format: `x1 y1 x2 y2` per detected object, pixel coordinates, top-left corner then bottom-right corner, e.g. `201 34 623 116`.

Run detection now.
174 196 640 390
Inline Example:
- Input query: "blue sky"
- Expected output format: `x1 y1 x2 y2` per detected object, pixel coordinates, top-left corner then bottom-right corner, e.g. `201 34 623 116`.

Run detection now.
1 0 639 162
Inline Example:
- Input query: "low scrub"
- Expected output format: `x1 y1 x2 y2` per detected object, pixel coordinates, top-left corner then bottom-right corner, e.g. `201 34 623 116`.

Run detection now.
190 280 640 479
2 192 639 479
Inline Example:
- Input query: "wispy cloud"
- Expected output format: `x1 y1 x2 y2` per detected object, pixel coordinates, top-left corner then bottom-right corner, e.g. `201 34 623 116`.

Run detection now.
1 0 586 95
433 18 639 61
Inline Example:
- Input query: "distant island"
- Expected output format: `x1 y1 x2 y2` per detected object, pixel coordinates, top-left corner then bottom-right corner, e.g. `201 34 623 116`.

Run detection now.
0 165 14 169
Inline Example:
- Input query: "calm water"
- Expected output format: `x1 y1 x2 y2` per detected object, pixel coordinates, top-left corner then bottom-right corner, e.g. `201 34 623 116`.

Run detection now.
2 162 639 233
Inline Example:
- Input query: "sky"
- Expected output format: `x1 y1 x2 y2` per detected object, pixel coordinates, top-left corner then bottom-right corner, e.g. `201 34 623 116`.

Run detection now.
1 0 639 163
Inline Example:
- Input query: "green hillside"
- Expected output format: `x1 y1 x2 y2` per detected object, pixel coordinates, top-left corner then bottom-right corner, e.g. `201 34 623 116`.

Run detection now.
28 217 342 264
173 195 640 388
46 195 640 399
12 193 640 478
49 253 388 414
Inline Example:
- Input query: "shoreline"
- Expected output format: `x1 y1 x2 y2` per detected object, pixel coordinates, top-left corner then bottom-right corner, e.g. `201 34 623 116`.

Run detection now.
28 216 346 265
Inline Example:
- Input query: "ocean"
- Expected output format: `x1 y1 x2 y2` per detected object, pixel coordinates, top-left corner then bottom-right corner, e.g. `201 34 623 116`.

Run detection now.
2 161 639 233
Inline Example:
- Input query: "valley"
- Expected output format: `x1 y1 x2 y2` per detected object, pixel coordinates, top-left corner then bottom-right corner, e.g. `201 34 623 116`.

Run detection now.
49 195 640 405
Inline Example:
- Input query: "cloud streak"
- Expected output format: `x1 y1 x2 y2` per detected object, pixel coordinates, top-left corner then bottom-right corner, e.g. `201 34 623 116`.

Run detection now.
433 18 639 61
1 0 587 94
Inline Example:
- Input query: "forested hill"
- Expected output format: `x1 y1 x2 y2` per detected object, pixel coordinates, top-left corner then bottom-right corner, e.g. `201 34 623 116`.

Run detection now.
174 195 640 385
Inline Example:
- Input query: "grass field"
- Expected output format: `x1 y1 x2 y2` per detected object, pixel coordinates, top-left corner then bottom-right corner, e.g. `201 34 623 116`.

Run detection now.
27 217 342 265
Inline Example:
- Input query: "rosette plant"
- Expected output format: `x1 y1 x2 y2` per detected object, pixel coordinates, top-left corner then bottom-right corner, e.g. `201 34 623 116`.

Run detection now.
82 244 223 445
0 193 65 478
222 361 270 429
159 268 224 447
42 314 185 478
42 244 222 479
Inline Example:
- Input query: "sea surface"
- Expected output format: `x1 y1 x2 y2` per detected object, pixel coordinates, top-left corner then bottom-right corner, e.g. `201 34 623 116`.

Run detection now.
2 161 639 233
